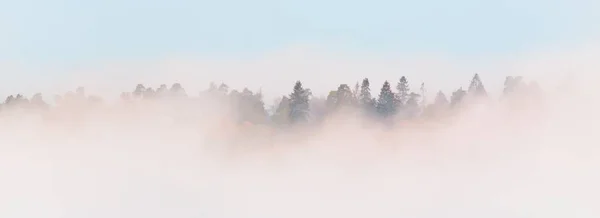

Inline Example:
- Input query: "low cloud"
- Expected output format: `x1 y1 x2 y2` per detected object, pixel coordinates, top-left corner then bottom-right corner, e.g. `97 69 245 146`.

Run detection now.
1 43 600 217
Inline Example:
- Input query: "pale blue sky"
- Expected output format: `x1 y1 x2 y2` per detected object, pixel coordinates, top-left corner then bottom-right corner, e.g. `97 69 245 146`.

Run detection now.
2 0 599 63
1 0 599 99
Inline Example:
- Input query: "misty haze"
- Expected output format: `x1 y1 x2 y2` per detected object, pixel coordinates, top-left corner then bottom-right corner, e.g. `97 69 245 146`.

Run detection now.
2 71 600 218
3 0 600 217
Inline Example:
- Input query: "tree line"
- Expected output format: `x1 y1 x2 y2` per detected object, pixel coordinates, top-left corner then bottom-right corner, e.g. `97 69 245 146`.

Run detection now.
0 74 544 126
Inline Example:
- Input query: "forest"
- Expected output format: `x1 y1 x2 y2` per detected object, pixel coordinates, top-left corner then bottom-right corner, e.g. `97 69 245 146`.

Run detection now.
0 73 545 130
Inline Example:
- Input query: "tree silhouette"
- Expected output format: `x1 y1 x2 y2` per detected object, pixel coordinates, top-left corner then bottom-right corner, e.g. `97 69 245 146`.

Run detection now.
170 83 187 97
396 76 410 106
377 81 396 118
31 93 49 110
468 74 487 97
451 88 467 106
289 81 311 123
359 78 376 114
133 84 146 99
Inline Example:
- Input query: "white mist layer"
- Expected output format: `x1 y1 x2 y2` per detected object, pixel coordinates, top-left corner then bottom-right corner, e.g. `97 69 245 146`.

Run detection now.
1 85 600 218
2 43 600 217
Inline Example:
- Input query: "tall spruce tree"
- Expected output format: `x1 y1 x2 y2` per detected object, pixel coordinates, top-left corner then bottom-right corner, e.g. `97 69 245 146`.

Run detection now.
359 78 374 110
289 81 312 123
468 74 487 97
377 81 396 117
396 76 410 106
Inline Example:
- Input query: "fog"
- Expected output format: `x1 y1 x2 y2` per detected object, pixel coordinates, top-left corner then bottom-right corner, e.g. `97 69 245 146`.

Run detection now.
2 52 600 218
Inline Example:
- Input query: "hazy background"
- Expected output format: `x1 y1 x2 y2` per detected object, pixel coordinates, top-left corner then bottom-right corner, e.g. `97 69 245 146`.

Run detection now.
2 0 600 218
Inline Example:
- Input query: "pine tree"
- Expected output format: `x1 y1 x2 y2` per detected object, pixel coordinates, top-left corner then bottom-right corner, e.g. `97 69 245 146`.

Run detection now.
434 91 449 106
405 92 421 111
218 83 229 95
399 91 421 119
289 81 312 123
157 84 168 97
4 95 15 107
503 76 525 96
396 76 410 106
376 81 396 117
170 83 187 97
326 90 338 111
335 84 353 107
468 74 487 97
325 84 355 112
133 84 146 99
272 96 291 125
144 87 156 99
451 88 467 106
359 78 375 110
31 93 48 110
15 94 29 105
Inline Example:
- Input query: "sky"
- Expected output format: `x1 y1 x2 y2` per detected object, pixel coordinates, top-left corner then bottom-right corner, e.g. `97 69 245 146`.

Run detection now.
1 0 600 101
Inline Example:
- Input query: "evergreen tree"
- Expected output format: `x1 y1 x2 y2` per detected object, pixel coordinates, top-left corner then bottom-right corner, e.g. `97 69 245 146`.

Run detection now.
503 76 525 96
235 88 268 124
434 91 449 106
326 90 338 111
31 93 49 110
423 91 449 118
15 94 29 105
405 92 421 115
272 96 291 125
359 78 375 110
143 87 156 99
405 92 421 109
376 81 396 117
170 83 187 97
4 95 15 107
396 76 410 106
335 84 354 107
218 83 229 95
325 84 355 112
352 82 360 104
468 74 487 97
133 84 146 99
450 88 467 106
288 81 312 123
157 84 168 97
250 89 268 123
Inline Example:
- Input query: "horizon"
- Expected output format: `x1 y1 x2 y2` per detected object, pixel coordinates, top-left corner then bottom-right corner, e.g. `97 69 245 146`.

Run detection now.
2 0 600 102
